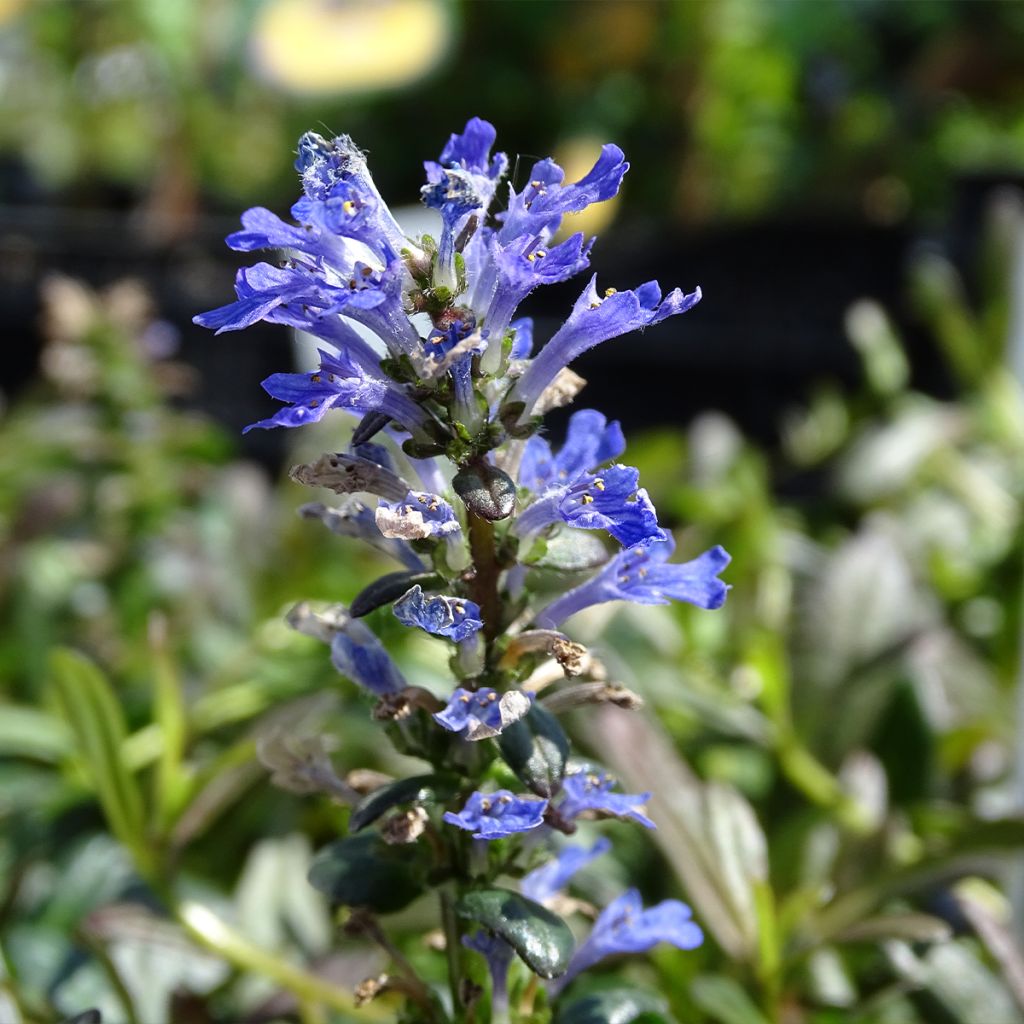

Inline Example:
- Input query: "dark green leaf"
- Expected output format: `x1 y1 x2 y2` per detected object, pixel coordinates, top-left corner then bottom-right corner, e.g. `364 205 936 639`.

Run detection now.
350 571 444 618
349 774 452 832
308 832 424 913
498 705 570 797
456 887 574 978
556 989 673 1024
60 1013 102 1024
453 461 516 521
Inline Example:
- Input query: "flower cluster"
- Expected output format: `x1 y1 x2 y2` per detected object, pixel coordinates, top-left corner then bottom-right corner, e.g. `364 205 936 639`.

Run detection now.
197 117 729 1020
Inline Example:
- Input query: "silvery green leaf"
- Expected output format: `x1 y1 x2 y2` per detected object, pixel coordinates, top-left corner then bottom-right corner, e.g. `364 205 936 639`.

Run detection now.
885 939 1023 1024
836 399 965 503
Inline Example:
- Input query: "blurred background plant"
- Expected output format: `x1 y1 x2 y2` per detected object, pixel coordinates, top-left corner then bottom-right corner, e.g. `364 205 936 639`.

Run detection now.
3 1 1024 1022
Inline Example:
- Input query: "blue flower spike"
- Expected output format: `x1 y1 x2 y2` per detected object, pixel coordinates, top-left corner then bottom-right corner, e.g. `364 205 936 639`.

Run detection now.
200 116 724 1006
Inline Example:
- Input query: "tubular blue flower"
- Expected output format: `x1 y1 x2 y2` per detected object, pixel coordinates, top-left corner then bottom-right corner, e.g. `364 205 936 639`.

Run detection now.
463 931 515 1016
521 838 611 904
422 117 508 289
329 617 406 696
535 537 731 628
560 890 703 987
193 263 333 335
509 317 534 360
499 145 628 243
509 276 702 416
515 464 665 549
443 790 548 840
375 491 461 540
294 130 410 258
434 687 533 741
243 348 431 436
393 585 483 642
483 232 594 340
558 771 655 829
519 409 625 493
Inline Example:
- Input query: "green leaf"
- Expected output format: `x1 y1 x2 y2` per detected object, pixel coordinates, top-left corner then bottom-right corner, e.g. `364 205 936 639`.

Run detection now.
497 705 569 797
555 989 674 1024
308 832 424 913
0 704 71 762
350 571 444 618
690 975 771 1024
456 888 574 979
151 627 189 831
47 649 148 869
349 774 452 832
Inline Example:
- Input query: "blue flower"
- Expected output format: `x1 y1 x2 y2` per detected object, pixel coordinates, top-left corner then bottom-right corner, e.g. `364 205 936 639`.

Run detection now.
521 838 611 903
482 232 594 340
434 687 532 741
422 117 508 288
323 615 406 696
294 130 410 258
375 491 461 541
515 463 665 549
509 276 702 417
509 317 534 360
535 537 731 628
443 790 548 840
499 145 628 244
243 348 430 436
393 586 483 642
519 409 625 493
560 890 703 987
463 930 515 1013
558 770 655 829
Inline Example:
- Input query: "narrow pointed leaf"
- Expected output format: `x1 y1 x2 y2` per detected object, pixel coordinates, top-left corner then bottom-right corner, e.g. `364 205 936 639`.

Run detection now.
349 773 453 832
48 649 147 861
350 571 444 618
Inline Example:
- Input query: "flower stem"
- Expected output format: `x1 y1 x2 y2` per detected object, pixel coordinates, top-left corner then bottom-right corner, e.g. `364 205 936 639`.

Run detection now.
440 888 465 1021
466 512 502 644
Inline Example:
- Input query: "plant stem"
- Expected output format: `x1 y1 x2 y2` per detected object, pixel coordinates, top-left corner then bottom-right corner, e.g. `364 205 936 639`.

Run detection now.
440 888 464 1022
178 901 388 1020
466 513 502 644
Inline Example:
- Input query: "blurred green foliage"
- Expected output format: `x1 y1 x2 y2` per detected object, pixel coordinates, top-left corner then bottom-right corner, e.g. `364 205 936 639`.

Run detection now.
5 0 1024 224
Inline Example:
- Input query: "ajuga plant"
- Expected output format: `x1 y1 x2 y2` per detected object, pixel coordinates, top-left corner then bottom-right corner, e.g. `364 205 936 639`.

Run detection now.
196 117 730 1023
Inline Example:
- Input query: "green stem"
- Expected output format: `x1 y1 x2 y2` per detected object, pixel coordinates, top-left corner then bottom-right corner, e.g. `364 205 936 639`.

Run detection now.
466 513 502 645
179 901 388 1020
440 888 464 1022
